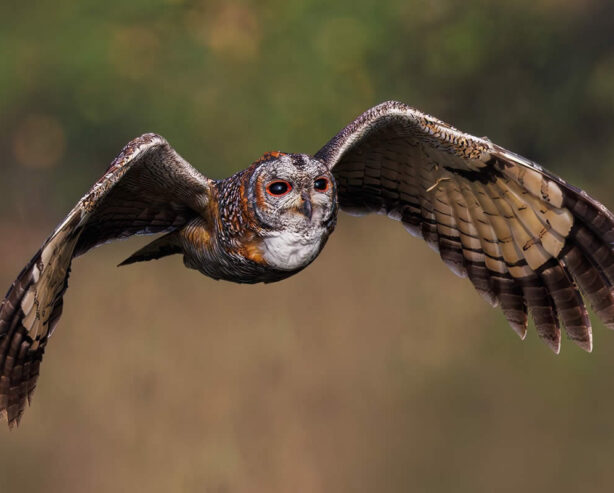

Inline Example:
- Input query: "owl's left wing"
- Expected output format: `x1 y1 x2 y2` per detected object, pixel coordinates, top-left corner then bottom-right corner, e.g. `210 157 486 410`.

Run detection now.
316 101 614 353
0 133 212 426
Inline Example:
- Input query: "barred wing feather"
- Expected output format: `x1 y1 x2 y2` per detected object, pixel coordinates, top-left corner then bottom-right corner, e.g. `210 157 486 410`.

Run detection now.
317 101 614 353
0 134 211 426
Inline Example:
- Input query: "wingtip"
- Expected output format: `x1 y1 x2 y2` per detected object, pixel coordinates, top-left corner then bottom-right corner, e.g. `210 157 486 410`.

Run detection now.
574 336 593 353
509 322 527 341
0 409 17 430
476 289 498 308
545 338 561 355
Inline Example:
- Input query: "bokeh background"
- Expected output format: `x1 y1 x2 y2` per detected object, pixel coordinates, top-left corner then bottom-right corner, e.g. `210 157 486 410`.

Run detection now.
2 0 614 491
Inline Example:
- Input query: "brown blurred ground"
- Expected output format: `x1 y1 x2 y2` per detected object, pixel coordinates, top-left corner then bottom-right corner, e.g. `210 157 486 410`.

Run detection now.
3 1 614 492
3 216 614 493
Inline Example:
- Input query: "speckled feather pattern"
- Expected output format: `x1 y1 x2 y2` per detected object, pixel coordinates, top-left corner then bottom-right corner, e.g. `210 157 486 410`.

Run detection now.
180 154 337 283
2 101 614 427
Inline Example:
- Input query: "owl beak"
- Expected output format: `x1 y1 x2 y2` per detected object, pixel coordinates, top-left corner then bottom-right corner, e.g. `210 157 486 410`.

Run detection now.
298 193 313 220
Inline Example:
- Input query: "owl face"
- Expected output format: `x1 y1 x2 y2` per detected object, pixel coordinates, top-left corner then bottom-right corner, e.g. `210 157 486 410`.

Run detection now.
249 153 337 233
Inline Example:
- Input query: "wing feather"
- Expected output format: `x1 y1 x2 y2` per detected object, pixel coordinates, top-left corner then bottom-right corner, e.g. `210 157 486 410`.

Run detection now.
0 133 211 426
317 101 614 352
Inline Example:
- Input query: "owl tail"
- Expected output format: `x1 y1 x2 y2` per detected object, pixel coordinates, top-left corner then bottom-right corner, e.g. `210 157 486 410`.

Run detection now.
118 232 182 266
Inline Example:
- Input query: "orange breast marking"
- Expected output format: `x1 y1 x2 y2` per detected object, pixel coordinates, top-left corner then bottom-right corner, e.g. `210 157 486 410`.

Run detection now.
182 218 213 248
237 234 266 265
242 241 265 264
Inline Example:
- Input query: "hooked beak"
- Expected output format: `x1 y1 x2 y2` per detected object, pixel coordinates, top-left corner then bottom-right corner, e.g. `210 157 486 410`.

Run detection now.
298 193 313 220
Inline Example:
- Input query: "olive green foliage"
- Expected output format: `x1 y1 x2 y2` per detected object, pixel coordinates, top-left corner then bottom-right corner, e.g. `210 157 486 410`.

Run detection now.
2 0 614 215
1 1 614 492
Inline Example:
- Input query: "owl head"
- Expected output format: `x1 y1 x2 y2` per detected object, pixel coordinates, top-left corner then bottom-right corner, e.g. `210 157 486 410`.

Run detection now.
247 152 337 233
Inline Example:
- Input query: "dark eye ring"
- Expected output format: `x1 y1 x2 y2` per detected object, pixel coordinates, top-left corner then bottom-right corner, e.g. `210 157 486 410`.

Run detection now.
266 180 292 196
314 177 330 192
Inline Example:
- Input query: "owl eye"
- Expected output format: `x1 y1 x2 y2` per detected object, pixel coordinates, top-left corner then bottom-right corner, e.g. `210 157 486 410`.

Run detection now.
314 177 330 192
266 180 292 196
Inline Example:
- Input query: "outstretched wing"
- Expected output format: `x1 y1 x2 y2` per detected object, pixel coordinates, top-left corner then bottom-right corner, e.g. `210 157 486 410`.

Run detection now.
0 133 212 426
317 101 614 353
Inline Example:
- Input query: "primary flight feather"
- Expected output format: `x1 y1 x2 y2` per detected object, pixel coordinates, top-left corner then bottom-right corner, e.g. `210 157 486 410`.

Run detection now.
2 101 614 427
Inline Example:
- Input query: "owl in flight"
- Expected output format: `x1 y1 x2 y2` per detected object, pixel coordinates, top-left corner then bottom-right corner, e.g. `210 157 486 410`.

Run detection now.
1 101 614 426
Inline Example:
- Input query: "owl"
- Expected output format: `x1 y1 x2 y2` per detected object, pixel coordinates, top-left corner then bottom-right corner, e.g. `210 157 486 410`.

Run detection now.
2 101 614 426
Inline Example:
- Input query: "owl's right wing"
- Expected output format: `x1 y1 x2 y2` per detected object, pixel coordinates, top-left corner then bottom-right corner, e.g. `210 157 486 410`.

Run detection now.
317 101 614 354
0 133 213 427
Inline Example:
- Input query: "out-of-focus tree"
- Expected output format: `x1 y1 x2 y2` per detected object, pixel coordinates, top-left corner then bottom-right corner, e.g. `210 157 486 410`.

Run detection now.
1 0 613 218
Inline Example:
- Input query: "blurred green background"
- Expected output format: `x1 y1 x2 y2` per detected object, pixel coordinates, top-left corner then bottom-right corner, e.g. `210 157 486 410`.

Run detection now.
2 0 614 491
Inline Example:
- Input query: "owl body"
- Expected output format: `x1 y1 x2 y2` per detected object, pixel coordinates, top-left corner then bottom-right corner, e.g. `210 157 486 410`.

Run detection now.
177 152 337 284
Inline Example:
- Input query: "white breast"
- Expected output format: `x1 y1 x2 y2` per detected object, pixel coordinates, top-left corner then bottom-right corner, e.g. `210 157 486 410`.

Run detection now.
262 231 323 271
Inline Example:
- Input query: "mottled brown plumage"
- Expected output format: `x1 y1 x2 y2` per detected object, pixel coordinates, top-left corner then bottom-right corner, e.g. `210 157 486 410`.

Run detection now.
2 101 614 427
